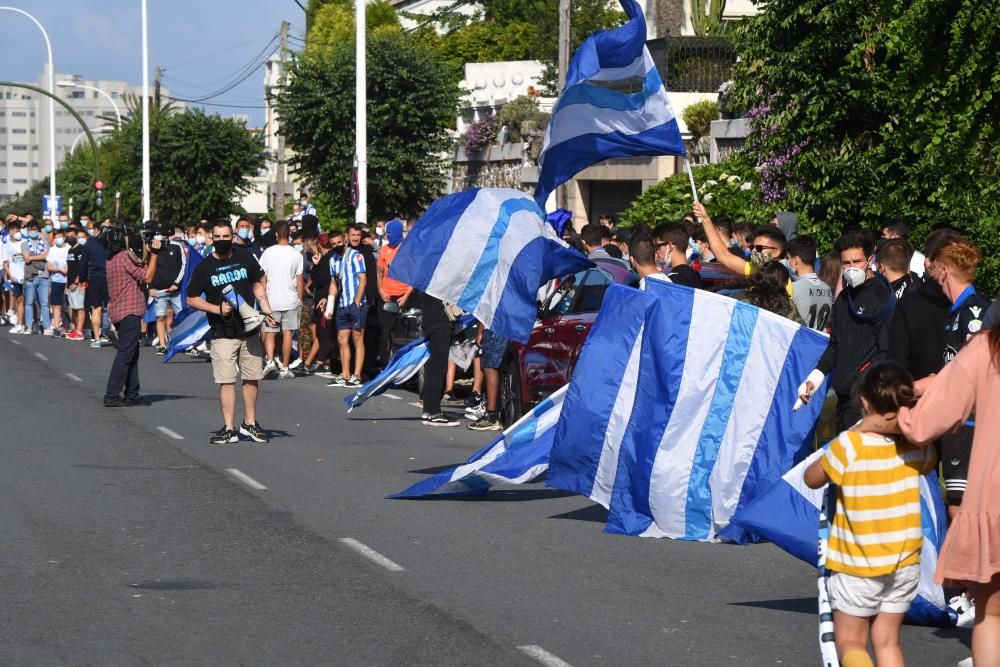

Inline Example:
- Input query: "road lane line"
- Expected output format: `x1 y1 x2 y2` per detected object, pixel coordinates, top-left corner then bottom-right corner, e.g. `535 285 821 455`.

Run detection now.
66 373 82 382
517 646 574 667
338 538 405 572
226 468 267 491
10 339 22 346
34 352 48 361
382 393 403 400
156 426 184 440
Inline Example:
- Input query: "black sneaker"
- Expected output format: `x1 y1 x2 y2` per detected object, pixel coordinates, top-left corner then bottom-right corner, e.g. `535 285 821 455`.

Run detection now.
468 412 502 431
326 376 347 387
103 396 128 408
210 427 239 444
239 421 269 443
107 329 119 349
155 346 167 355
344 376 362 388
125 396 151 407
422 413 460 427
442 391 460 403
464 391 484 408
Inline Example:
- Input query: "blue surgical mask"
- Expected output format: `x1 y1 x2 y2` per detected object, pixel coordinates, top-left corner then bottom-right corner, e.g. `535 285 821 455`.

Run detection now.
187 238 197 247
237 228 251 240
77 237 87 246
28 230 39 239
43 225 52 233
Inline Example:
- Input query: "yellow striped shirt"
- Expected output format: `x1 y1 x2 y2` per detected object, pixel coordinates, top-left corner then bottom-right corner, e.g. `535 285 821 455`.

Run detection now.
820 430 936 577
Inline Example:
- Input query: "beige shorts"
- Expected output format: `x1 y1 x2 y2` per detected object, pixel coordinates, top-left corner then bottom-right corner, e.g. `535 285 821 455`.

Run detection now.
828 564 920 617
262 306 301 333
210 335 265 384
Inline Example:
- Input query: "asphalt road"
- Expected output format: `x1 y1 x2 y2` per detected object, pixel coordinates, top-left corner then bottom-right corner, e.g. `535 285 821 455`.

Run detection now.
0 331 972 666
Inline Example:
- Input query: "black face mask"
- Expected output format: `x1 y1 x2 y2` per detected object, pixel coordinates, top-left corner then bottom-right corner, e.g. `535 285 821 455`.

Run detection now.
67 237 78 247
213 239 233 256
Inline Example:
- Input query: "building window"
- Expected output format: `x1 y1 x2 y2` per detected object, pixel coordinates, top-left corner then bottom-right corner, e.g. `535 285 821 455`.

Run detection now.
12 128 26 134
29 112 35 117
111 91 119 99
11 111 26 117
0 128 6 134
71 90 85 99
30 145 38 150
13 179 27 184
0 178 6 183
30 129 35 134
12 162 27 167
30 162 38 167
12 145 26 150
0 162 5 167
0 111 5 117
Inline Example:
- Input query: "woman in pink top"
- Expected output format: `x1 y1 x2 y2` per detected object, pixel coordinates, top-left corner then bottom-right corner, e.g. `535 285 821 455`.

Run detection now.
895 328 1000 666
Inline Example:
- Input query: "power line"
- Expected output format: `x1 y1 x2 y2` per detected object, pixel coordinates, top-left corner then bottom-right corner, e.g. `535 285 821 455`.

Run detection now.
160 31 278 71
167 97 267 110
166 44 279 104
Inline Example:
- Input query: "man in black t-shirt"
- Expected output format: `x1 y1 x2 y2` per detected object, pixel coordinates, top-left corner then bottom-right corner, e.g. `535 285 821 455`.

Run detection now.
186 220 278 444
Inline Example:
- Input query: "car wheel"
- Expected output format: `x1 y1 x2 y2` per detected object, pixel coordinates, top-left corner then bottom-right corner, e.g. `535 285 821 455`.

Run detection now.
498 361 525 429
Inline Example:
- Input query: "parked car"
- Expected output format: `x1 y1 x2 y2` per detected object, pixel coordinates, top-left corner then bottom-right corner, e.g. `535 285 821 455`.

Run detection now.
498 263 639 426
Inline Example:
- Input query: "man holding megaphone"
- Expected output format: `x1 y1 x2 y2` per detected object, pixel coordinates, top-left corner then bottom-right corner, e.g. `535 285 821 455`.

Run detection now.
186 219 278 444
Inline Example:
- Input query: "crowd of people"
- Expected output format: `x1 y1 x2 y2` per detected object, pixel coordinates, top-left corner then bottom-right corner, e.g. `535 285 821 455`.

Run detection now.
3 196 999 665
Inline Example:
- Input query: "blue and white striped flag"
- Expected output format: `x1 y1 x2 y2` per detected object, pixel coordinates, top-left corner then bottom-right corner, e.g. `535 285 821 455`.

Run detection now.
344 315 477 412
533 0 686 209
390 385 566 498
387 188 592 343
724 448 956 627
162 309 211 362
547 279 830 541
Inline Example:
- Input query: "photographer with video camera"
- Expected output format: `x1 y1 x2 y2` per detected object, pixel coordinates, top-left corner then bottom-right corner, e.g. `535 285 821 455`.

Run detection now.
185 219 278 444
102 221 159 407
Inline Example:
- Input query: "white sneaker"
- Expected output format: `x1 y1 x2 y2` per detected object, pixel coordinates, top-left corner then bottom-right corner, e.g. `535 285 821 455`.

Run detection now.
465 404 487 420
43 328 54 336
263 359 278 378
956 657 974 667
289 357 302 369
9 325 24 334
956 603 976 629
278 368 295 380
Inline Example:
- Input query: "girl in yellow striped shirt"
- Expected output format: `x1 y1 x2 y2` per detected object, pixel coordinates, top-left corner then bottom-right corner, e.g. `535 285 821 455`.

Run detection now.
805 361 937 667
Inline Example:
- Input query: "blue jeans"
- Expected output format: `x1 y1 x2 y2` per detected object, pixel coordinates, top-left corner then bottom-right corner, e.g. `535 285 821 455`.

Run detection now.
24 276 51 331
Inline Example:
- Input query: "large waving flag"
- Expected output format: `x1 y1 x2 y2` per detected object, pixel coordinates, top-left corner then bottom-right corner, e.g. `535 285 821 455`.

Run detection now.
390 385 566 499
162 249 210 362
546 280 830 541
725 448 955 627
387 188 592 343
533 0 686 208
345 315 476 412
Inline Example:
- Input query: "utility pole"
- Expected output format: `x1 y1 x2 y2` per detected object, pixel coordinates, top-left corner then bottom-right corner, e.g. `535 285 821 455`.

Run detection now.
274 20 289 220
556 0 572 212
355 0 367 225
154 66 161 109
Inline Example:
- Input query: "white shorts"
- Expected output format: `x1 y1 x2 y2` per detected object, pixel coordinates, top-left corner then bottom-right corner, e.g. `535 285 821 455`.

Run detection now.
828 564 920 617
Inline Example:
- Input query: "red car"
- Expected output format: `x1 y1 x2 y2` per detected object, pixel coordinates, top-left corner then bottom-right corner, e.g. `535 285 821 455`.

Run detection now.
498 261 638 426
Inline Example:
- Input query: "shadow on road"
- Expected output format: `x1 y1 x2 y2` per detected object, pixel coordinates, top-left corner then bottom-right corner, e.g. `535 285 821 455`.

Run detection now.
933 627 972 650
143 394 192 403
549 504 610 524
728 597 815 615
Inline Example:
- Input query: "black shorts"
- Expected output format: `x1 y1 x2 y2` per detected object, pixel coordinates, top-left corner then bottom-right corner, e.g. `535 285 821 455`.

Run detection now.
50 282 66 305
85 278 108 309
940 425 974 503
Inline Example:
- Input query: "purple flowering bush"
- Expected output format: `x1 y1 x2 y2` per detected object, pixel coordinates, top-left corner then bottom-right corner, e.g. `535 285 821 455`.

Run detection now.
463 116 499 154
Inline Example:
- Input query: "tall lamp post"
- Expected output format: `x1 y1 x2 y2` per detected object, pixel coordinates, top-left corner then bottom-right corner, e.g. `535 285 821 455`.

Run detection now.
0 6 56 217
56 81 122 125
140 0 151 220
355 0 367 225
69 126 111 154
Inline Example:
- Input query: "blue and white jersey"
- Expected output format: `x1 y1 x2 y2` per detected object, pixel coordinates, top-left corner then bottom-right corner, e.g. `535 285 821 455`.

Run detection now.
330 247 367 308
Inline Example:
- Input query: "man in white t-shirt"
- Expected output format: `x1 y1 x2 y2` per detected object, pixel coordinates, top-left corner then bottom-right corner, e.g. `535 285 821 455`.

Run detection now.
882 220 925 277
258 220 304 379
628 234 669 290
2 221 26 332
46 228 71 334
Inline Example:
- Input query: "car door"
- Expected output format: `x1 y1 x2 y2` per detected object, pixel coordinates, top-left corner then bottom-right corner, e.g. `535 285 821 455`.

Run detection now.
521 270 588 403
560 268 615 381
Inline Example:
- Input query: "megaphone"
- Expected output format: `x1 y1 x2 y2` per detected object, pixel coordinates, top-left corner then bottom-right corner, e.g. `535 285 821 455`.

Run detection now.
221 284 265 333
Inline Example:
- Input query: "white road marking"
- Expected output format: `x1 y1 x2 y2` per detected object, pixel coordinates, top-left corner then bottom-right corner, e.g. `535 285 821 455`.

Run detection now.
66 373 82 382
10 339 22 346
338 538 405 572
34 352 48 361
382 393 402 400
225 468 267 491
156 426 184 440
517 645 574 667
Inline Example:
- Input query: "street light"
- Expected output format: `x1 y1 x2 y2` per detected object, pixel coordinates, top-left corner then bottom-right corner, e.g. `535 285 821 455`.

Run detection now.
0 6 56 218
69 126 111 154
56 80 122 125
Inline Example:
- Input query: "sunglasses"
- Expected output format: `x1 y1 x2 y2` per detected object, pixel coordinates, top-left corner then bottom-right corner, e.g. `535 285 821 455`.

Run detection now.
751 244 779 253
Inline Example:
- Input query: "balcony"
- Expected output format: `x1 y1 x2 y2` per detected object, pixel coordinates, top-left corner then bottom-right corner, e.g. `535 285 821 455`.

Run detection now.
647 36 736 93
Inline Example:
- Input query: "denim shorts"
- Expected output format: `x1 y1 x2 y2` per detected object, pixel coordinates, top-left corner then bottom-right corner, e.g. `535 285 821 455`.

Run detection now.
481 328 508 369
153 292 183 317
335 303 369 331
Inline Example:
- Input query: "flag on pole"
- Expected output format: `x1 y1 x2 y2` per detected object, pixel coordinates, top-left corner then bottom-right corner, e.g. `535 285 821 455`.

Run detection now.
725 448 956 627
387 188 592 343
533 0 686 209
546 279 830 541
390 385 567 498
145 244 202 324
162 309 211 362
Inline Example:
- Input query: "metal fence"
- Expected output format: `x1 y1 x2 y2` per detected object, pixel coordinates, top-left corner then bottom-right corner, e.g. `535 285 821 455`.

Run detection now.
647 36 736 93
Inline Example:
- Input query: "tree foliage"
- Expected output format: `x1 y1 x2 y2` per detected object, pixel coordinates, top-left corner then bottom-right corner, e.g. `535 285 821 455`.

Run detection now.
57 108 265 223
307 0 401 54
730 0 1000 290
681 99 720 140
276 30 460 223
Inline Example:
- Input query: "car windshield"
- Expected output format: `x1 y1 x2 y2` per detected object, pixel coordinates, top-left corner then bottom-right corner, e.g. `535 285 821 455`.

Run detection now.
541 269 615 318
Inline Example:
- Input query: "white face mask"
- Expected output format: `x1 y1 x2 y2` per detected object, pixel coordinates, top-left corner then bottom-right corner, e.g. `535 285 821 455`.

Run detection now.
376 227 385 236
11 231 22 241
196 234 206 245
293 243 304 252
843 267 867 288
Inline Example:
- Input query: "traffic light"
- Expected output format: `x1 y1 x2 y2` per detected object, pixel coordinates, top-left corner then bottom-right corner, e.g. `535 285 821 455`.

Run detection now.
95 180 104 209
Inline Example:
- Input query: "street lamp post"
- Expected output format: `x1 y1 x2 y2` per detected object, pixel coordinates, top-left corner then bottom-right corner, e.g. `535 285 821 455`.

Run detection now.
69 126 111 154
140 0 151 220
0 6 57 218
56 81 122 125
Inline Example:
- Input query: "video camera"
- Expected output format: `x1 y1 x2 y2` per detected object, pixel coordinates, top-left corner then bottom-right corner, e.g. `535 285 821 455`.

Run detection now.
101 219 164 256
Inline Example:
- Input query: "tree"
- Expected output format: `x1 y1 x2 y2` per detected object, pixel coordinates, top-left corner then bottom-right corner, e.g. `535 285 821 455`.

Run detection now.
730 0 1000 291
57 108 266 223
0 177 50 220
307 0 401 54
690 0 728 37
275 30 460 223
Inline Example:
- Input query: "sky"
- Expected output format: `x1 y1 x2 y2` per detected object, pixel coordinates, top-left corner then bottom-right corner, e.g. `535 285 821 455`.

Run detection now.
0 0 306 126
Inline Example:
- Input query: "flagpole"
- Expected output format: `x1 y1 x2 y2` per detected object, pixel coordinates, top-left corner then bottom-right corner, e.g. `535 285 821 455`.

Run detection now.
685 158 699 203
355 0 367 225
